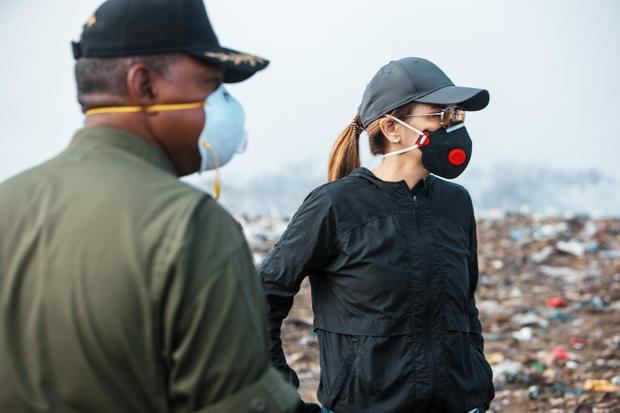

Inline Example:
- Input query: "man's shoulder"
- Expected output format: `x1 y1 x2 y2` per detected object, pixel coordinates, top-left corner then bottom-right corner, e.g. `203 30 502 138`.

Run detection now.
0 159 56 200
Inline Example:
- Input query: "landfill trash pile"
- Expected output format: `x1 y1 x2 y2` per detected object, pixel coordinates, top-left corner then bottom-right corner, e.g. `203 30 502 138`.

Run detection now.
237 212 620 412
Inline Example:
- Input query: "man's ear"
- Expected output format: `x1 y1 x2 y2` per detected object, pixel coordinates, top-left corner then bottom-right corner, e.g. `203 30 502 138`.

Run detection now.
126 64 156 105
379 117 400 141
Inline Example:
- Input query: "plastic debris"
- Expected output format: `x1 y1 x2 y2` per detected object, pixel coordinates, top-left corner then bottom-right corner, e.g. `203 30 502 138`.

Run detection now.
547 311 575 323
591 295 606 310
486 353 505 365
513 312 549 328
553 383 567 394
299 332 318 348
512 327 533 341
566 360 578 369
530 246 554 263
551 346 570 362
556 240 586 257
568 337 587 350
538 265 583 283
583 379 620 392
492 361 523 386
546 297 567 308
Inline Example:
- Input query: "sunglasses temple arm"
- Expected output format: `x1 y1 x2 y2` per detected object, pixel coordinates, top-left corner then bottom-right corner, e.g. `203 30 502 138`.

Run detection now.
404 113 443 118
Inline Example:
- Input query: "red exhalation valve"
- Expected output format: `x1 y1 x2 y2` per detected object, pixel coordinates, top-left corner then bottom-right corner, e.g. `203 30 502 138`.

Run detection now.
448 148 466 166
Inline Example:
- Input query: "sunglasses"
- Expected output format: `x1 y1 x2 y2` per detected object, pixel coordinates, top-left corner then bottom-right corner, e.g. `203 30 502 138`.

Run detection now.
404 106 466 128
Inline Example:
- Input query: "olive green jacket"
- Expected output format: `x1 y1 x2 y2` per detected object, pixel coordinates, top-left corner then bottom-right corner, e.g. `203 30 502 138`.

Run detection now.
0 126 299 413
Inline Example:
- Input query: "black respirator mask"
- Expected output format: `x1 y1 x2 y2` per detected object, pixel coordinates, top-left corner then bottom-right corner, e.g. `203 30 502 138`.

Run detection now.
384 115 472 179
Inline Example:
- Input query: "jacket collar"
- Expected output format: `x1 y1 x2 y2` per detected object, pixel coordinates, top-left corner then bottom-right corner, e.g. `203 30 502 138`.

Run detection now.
69 125 177 175
349 167 434 195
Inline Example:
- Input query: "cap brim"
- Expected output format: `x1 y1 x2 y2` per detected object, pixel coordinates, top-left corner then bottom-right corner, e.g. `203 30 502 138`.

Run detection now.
188 46 269 83
415 86 489 111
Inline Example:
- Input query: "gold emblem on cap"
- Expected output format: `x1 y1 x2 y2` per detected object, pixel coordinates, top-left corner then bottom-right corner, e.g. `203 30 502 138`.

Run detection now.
86 14 97 28
205 51 265 67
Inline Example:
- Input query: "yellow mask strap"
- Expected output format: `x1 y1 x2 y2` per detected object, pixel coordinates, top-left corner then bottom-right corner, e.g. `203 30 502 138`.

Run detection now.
84 101 205 116
200 141 221 200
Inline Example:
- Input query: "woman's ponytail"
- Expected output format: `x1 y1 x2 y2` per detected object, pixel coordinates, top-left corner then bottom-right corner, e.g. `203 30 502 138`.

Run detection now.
327 114 363 182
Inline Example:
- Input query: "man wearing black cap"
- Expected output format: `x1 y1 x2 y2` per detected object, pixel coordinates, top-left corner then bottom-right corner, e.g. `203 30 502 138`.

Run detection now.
0 1 303 412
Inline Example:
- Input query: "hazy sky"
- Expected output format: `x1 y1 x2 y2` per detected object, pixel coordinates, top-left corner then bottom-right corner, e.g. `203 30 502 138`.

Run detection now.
1 0 619 185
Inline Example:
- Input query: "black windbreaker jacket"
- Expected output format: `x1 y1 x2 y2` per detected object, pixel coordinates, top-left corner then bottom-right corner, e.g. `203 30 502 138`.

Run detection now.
259 167 495 413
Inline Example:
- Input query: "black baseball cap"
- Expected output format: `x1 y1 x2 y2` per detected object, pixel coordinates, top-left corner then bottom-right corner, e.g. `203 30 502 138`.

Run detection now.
358 57 489 127
71 0 269 83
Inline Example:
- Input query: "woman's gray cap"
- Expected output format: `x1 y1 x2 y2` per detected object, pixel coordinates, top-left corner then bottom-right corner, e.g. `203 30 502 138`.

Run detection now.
358 57 489 127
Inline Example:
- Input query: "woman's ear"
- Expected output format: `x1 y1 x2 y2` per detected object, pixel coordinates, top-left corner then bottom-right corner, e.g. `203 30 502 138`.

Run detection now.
379 117 400 143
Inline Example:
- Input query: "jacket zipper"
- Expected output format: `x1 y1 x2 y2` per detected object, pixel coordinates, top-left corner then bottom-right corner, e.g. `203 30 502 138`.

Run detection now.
412 192 436 399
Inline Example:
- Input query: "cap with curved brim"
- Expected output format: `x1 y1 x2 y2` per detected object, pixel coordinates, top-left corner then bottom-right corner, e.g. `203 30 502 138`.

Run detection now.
414 86 489 111
188 47 269 84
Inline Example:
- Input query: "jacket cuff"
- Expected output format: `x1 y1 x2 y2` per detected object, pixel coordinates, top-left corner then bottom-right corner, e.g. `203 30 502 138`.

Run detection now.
195 367 300 413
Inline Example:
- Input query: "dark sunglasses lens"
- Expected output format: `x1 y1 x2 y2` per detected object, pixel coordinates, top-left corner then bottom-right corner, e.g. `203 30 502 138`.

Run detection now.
454 109 465 125
443 107 465 128
443 107 454 127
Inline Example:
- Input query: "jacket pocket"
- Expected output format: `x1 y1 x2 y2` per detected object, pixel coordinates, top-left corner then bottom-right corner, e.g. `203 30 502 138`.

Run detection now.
324 336 359 407
469 341 494 402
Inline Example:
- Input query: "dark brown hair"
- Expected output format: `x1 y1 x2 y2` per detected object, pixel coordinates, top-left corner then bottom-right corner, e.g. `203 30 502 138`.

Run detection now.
327 102 416 182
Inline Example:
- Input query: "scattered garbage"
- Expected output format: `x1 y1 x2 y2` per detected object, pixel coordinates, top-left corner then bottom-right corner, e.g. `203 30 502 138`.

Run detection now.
512 312 549 328
530 245 554 263
512 327 534 341
566 360 579 369
551 346 571 362
583 379 620 393
538 265 584 283
531 361 545 373
547 311 575 323
299 332 318 348
568 337 587 350
591 295 606 310
241 212 620 411
546 296 567 308
492 360 523 386
486 352 505 365
556 240 586 257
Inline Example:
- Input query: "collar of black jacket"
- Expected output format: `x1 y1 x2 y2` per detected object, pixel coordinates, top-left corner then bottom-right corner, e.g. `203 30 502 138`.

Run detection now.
69 125 177 175
350 167 434 195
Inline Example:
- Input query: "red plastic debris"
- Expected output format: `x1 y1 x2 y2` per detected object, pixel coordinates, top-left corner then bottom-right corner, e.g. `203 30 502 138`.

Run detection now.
546 297 567 308
568 337 587 350
552 345 571 361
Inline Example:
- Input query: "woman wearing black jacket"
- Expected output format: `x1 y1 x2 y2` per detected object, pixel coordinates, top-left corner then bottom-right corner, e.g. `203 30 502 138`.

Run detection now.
259 57 494 413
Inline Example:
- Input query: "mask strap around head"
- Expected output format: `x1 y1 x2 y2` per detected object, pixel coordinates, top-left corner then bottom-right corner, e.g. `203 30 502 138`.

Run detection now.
84 101 206 116
382 115 428 159
200 141 221 200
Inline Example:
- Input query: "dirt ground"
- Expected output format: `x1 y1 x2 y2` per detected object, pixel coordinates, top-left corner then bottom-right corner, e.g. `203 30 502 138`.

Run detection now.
251 214 620 412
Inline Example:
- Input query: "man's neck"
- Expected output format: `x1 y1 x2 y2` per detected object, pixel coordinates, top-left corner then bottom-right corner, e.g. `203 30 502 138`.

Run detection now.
84 115 159 147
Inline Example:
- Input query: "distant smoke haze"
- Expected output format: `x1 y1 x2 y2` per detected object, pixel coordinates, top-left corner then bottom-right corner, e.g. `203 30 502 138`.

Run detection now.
186 163 620 218
1 0 619 186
